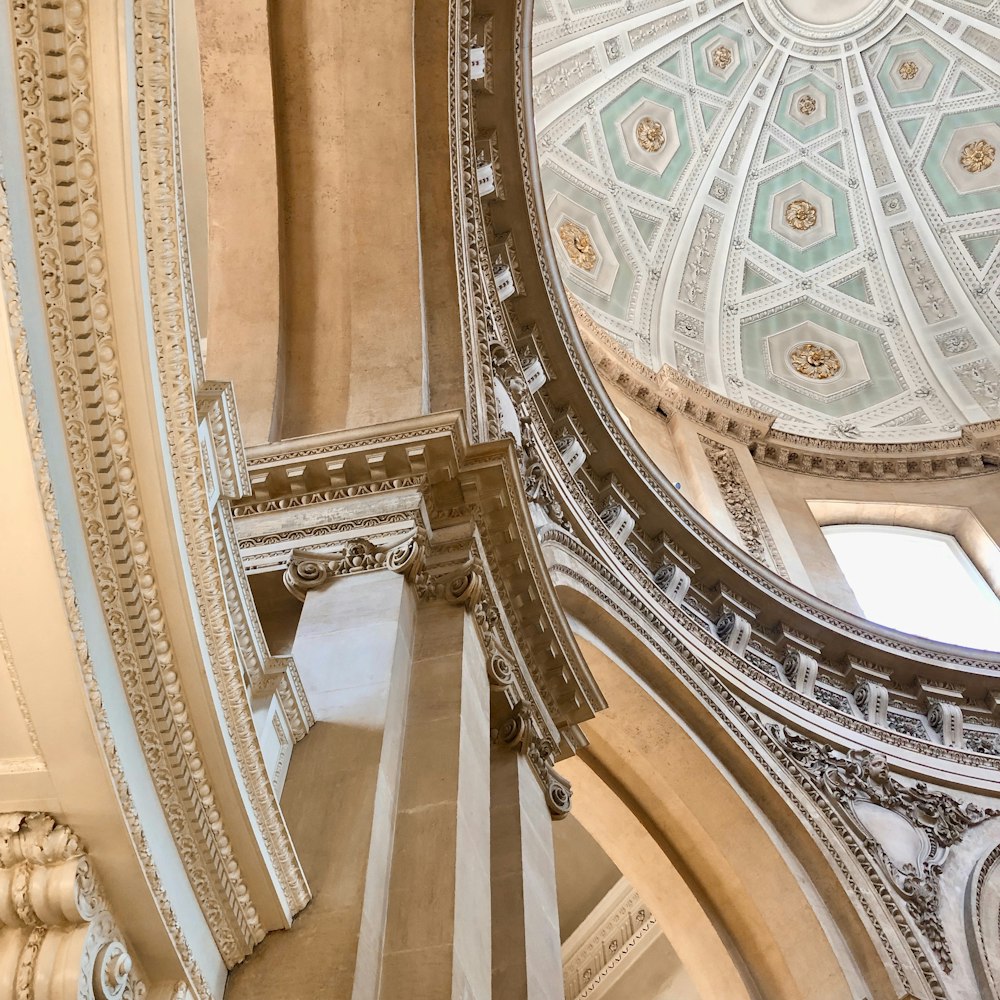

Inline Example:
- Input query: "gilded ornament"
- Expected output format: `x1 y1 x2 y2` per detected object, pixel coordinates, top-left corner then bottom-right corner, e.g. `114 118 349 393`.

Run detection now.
784 198 818 231
898 60 919 81
798 94 817 116
790 342 842 380
635 116 666 153
712 45 733 69
558 220 598 271
960 138 996 173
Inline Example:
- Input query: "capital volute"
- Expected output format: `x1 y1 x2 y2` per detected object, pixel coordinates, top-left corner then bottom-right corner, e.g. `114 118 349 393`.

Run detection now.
283 531 425 600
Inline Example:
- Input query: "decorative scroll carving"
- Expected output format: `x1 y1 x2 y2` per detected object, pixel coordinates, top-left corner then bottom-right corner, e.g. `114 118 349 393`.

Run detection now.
928 702 963 749
783 649 818 697
774 729 998 970
653 562 691 604
699 437 785 573
0 814 148 1000
854 679 889 726
716 610 751 656
282 533 425 599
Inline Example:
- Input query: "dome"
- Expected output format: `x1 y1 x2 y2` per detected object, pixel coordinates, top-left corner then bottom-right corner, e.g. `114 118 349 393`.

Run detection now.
533 0 1000 442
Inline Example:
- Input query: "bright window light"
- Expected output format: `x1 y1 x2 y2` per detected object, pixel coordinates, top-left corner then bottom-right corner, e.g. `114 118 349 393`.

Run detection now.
822 524 1000 652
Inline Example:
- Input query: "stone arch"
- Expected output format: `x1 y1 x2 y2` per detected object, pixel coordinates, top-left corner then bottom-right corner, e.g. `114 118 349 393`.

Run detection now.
551 576 913 1000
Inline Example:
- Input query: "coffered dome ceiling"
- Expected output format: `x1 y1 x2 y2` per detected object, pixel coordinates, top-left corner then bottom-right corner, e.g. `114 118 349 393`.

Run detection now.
532 0 1000 442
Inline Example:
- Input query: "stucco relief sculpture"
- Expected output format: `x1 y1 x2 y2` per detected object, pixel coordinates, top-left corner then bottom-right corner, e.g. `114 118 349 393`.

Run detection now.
635 116 666 153
0 813 146 1000
558 220 598 271
898 59 919 80
784 198 818 232
797 94 817 115
790 342 842 379
711 45 733 69
960 139 996 174
775 728 998 971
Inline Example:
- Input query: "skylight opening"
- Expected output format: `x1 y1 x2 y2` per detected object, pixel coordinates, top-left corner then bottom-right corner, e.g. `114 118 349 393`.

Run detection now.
822 524 1000 652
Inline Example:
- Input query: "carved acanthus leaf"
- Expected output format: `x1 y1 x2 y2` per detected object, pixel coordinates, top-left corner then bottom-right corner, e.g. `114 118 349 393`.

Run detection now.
773 727 998 970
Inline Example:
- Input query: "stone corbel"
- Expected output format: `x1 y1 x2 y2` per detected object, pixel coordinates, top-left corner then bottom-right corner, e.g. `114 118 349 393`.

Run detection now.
469 16 493 91
475 132 503 200
0 813 148 1000
653 562 691 605
715 610 751 657
782 649 819 698
490 235 523 302
493 704 573 820
928 701 964 748
854 679 889 727
555 433 587 475
599 499 635 544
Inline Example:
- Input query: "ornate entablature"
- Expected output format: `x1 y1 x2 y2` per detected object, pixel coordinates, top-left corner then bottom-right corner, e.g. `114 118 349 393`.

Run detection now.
233 414 606 812
453 0 1000 986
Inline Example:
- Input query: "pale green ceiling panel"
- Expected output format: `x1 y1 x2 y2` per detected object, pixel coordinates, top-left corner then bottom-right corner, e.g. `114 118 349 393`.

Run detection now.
598 80 694 199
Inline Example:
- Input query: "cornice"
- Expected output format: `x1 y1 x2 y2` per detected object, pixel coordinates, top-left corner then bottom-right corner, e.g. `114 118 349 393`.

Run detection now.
0 124 213 999
133 0 310 928
577 301 1000 479
235 414 606 761
5 0 310 980
454 0 1000 742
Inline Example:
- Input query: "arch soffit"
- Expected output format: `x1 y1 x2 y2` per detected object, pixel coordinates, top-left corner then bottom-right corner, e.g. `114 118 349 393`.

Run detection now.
556 581 905 1000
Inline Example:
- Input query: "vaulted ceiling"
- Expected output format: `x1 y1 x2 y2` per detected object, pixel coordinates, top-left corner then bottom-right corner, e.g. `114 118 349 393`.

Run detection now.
532 0 1000 442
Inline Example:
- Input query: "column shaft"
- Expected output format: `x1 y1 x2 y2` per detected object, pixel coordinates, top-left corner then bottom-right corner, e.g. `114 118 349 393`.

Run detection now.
491 748 563 1000
378 602 492 1000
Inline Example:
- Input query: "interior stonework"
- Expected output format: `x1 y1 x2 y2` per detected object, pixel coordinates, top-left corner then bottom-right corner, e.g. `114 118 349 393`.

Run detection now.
3 2 1000 1000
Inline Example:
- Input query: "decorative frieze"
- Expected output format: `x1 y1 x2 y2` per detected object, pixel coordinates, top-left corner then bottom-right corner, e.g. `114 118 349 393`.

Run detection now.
700 437 784 573
562 879 657 1000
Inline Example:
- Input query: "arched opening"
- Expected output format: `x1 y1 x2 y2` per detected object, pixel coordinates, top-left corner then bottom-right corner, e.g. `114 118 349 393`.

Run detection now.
820 522 1000 650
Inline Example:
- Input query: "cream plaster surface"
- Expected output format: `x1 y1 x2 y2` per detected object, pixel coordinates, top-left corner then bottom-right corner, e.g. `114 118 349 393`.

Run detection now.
195 0 283 444
269 0 427 437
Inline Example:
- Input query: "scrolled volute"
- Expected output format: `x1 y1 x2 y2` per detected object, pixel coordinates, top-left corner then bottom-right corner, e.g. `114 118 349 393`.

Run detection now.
0 815 144 1000
544 767 573 819
283 531 425 599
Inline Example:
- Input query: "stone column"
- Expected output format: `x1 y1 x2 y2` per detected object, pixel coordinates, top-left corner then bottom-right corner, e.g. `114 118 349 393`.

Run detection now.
227 565 417 999
490 745 564 1000
377 600 492 1000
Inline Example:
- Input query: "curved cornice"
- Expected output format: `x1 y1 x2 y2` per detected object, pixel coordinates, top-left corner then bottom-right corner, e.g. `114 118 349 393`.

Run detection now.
579 303 1000 478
